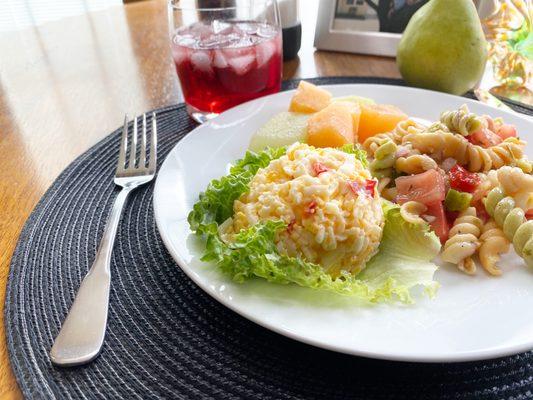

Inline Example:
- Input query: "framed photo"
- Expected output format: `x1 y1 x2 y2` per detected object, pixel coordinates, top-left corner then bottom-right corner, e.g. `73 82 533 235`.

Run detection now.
314 0 484 57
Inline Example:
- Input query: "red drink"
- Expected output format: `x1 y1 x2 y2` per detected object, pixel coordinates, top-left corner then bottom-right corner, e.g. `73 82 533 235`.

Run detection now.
171 21 282 115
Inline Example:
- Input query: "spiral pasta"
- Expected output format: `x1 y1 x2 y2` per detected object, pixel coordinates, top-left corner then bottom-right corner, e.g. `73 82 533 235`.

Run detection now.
395 154 438 175
363 119 425 156
403 131 526 173
495 166 533 211
369 140 397 179
485 187 533 267
440 104 485 136
400 201 428 225
479 220 510 276
441 207 482 275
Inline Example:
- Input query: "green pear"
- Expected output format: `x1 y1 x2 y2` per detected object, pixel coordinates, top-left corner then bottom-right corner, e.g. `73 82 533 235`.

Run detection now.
397 0 488 95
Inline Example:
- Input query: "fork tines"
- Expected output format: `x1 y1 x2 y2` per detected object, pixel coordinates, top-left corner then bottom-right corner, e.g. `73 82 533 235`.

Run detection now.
116 113 157 176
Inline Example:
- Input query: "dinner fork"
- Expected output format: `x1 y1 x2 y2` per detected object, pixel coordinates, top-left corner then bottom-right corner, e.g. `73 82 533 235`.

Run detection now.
50 113 157 367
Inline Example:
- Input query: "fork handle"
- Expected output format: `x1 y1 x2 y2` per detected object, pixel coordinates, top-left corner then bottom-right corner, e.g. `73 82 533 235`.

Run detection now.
50 187 132 366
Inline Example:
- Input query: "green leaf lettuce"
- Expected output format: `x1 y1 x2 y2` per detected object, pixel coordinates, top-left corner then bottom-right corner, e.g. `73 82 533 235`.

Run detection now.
188 148 441 303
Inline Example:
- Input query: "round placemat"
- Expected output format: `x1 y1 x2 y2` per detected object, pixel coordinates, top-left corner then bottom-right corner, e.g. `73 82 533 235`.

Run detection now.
6 77 533 400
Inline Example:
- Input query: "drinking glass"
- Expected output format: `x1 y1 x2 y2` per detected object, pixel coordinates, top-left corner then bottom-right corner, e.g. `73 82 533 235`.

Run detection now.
168 0 282 122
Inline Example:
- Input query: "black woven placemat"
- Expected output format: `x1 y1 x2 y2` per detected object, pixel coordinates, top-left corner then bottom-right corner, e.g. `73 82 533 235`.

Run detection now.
6 77 533 400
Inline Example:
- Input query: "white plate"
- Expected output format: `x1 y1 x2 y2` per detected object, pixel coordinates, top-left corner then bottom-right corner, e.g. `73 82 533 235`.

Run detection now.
153 84 533 362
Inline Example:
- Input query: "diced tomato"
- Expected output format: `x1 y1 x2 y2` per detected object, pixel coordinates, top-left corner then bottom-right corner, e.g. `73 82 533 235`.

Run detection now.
467 127 502 147
395 169 446 205
305 201 317 215
496 124 518 140
445 210 460 225
425 202 449 243
364 179 377 197
526 210 533 220
473 201 490 223
312 162 329 176
448 164 481 193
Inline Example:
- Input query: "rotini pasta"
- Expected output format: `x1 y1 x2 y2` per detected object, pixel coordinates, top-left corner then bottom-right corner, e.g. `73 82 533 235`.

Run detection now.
484 187 533 267
400 201 427 225
369 140 397 179
441 207 482 275
479 220 510 276
395 154 438 175
495 166 533 211
363 119 425 156
403 131 526 173
381 186 397 202
440 104 485 136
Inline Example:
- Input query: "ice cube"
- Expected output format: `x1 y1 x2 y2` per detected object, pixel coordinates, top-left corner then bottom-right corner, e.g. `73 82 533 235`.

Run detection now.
171 45 189 65
257 24 278 39
256 40 277 67
212 20 232 35
235 22 258 35
175 35 197 48
190 51 213 74
189 22 213 39
228 54 256 75
213 50 228 69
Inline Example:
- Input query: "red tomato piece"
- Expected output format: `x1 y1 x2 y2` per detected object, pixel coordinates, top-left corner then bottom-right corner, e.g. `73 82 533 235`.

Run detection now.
448 164 481 193
395 169 446 205
364 179 377 197
425 202 449 243
467 127 502 147
312 162 329 176
473 200 490 223
526 210 533 221
496 124 518 140
305 201 317 215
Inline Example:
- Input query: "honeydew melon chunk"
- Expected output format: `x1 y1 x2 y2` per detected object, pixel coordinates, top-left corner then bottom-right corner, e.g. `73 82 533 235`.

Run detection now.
249 112 310 152
332 95 375 106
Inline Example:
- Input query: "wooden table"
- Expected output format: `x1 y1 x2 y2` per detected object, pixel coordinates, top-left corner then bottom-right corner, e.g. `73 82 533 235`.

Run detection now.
0 1 399 397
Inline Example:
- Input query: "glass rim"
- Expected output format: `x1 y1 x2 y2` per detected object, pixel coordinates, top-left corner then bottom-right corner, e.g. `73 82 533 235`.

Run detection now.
168 0 274 12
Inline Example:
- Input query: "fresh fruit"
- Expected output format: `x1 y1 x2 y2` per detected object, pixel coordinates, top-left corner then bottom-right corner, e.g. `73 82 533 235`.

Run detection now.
249 112 310 151
357 103 408 142
332 95 375 106
425 201 449 243
396 0 488 95
289 81 332 113
395 169 446 205
448 164 481 193
306 101 360 148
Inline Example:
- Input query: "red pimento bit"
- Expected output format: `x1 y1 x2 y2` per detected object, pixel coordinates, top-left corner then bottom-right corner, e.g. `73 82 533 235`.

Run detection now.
449 164 481 193
312 162 329 176
364 179 377 197
304 201 317 216
287 219 296 233
348 179 377 197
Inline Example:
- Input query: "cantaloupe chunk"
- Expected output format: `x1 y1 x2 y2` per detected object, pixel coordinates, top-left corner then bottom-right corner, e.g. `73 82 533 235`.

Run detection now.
306 101 360 148
289 81 332 113
357 104 408 143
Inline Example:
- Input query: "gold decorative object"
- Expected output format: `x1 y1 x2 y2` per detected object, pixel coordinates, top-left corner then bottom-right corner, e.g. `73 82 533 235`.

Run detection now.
482 0 532 87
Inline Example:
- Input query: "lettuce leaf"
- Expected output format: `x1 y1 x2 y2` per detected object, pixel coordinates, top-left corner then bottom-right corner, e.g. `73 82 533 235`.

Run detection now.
188 148 441 303
188 146 286 234
339 143 369 168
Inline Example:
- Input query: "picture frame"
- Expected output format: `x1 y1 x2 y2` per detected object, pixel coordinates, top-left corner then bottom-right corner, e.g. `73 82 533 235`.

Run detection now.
314 0 486 57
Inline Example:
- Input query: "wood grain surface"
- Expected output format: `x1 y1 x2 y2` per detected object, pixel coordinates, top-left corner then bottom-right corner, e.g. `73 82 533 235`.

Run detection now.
0 1 399 397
